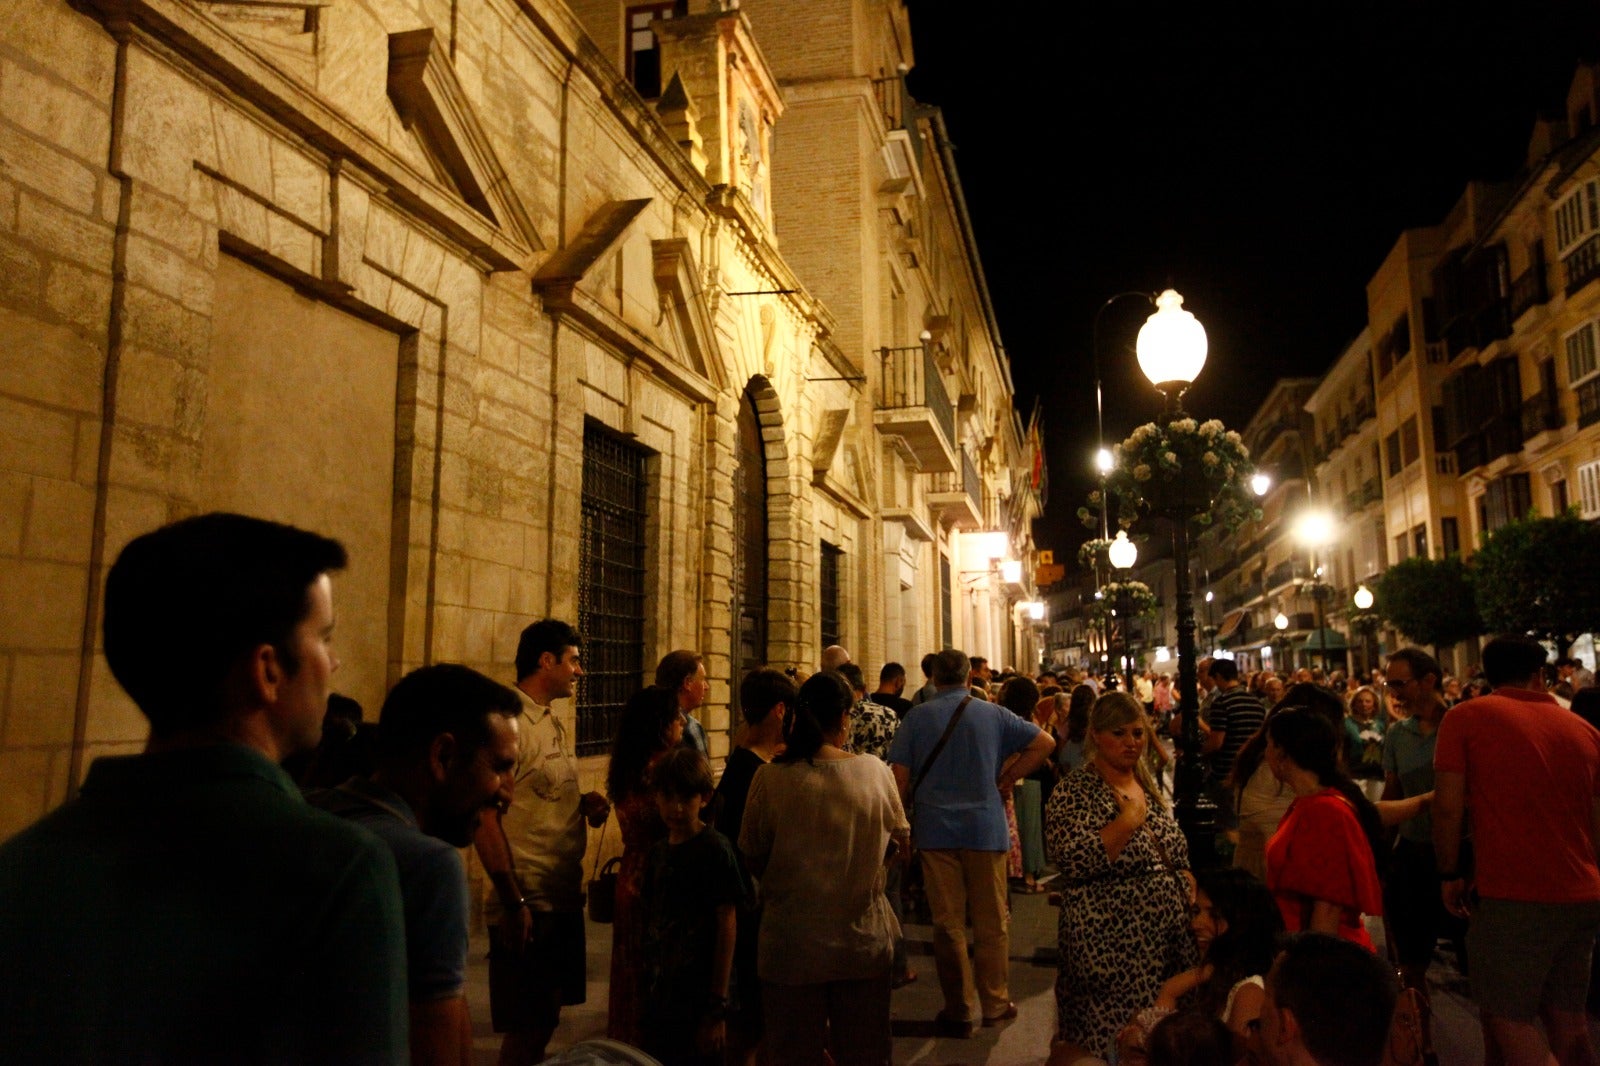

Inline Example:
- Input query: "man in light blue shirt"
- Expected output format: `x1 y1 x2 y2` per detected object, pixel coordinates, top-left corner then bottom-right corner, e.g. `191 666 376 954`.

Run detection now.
887 650 1054 1036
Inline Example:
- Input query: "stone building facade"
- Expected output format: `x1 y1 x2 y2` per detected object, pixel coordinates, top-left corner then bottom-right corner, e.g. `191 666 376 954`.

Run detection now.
0 0 1040 839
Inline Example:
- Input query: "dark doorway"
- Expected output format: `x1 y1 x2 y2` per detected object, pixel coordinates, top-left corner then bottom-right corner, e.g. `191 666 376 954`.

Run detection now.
734 389 769 685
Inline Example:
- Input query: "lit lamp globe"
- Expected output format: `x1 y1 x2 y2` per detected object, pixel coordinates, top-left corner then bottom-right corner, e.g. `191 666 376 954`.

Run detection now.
1294 509 1335 550
1108 530 1138 571
1251 473 1272 496
1095 447 1114 474
1353 585 1375 611
1135 289 1209 396
1274 612 1290 631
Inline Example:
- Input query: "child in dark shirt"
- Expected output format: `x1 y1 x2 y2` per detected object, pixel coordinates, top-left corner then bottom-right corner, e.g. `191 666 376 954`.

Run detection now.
639 747 747 1066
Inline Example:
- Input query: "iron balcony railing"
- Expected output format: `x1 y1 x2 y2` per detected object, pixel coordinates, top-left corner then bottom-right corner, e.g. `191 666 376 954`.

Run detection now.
1510 264 1549 320
879 346 954 446
1521 391 1564 438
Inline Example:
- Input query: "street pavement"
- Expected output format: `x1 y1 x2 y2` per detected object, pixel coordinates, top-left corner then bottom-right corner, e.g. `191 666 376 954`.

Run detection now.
462 875 1578 1065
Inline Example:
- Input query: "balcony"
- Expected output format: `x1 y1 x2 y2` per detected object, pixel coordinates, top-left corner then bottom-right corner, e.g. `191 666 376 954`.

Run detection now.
1343 477 1381 515
1352 396 1375 425
1565 234 1600 297
1510 264 1548 321
1452 413 1525 475
874 346 957 473
1520 390 1564 440
1580 379 1600 429
1264 559 1312 594
928 448 982 528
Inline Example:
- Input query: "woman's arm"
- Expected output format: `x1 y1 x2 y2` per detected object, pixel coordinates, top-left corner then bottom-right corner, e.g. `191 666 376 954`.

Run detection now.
1375 790 1432 827
1307 898 1343 936
1100 787 1148 862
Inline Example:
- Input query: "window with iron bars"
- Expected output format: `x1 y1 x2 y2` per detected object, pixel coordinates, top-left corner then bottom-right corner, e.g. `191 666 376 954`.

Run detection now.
819 541 843 651
577 422 650 755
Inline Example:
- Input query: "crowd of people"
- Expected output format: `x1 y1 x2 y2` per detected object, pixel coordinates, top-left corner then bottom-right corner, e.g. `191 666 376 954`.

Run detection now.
0 510 1597 1066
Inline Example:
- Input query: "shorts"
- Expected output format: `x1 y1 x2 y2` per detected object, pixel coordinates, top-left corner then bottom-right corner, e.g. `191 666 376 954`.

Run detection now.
489 908 587 1033
1468 897 1600 1021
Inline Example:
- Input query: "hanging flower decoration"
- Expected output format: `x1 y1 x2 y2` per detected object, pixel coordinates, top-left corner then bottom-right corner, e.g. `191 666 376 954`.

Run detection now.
1076 536 1114 569
1347 609 1384 635
1088 579 1158 623
1105 418 1261 529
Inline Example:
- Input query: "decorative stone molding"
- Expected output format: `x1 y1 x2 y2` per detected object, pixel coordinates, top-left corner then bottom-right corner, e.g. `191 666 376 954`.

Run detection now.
386 28 544 254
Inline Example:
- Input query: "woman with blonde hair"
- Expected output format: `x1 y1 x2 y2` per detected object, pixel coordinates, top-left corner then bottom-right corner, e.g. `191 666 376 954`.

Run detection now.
1044 691 1197 1063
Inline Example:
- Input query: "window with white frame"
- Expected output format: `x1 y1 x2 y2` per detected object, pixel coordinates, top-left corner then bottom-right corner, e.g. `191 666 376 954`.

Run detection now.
1580 458 1600 519
1555 178 1600 257
1567 320 1600 387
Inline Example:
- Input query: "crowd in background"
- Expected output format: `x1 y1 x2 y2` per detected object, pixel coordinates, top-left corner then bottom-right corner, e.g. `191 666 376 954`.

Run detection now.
1 511 1596 1066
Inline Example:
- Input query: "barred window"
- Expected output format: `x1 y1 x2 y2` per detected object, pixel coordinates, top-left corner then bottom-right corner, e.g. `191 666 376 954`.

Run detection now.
819 542 843 651
577 422 650 755
940 554 953 650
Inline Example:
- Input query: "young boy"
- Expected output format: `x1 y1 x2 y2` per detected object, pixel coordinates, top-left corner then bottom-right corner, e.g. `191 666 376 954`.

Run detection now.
639 748 747 1066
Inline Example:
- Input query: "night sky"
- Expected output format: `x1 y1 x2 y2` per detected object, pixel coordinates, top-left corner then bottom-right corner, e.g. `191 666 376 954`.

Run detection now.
905 0 1600 557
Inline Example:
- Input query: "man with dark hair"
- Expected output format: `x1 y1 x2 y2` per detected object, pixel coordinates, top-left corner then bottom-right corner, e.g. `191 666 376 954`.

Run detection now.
870 661 913 719
1379 647 1458 995
0 512 408 1064
1435 634 1600 1066
714 667 795 1062
477 619 611 1066
910 651 940 706
887 647 1055 1036
657 648 711 754
1199 656 1263 830
314 664 521 1066
1257 932 1398 1066
1557 655 1596 691
969 655 993 691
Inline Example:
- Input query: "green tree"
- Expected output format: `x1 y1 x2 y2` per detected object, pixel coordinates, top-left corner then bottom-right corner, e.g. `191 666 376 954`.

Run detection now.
1374 555 1482 657
1471 512 1600 657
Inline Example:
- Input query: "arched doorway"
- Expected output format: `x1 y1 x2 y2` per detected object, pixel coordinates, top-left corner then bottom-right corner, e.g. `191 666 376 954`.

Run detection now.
733 388 768 677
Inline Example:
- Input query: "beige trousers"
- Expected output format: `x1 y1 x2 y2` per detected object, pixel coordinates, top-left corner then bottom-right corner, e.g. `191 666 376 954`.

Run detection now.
920 848 1010 1021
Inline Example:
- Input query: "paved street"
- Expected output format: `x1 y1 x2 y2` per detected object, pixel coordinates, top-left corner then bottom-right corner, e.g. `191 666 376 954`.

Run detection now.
462 876 1553 1065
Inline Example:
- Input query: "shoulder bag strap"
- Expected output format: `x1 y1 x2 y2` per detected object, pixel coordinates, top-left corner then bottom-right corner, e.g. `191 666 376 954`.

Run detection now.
909 696 972 804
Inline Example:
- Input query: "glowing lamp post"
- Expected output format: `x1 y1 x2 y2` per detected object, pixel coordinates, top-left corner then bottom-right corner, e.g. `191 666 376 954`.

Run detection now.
1132 289 1218 865
1294 508 1337 672
1109 531 1138 691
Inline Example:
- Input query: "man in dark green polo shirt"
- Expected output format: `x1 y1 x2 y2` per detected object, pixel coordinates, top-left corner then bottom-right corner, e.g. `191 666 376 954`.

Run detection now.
0 512 409 1064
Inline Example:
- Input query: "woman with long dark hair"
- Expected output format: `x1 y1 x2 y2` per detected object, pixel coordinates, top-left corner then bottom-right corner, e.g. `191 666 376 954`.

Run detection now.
1228 683 1346 879
1000 676 1048 892
606 686 685 1044
1055 683 1095 774
1115 867 1283 1063
1263 707 1385 949
738 670 908 1066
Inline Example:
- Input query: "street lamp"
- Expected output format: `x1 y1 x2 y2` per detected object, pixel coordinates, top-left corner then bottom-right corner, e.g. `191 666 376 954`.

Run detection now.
1293 508 1337 672
1251 472 1272 497
1132 288 1218 866
1353 585 1374 610
1109 531 1137 692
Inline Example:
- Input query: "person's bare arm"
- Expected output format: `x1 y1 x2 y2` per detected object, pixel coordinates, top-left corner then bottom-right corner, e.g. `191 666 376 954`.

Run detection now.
998 729 1056 790
410 996 472 1066
698 903 737 1054
1308 899 1343 936
1432 770 1469 917
1100 787 1147 861
1380 770 1401 803
891 762 910 801
472 812 531 949
1375 791 1431 827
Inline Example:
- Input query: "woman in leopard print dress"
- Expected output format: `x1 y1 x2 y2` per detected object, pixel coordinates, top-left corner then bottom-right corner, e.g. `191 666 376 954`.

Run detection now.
1044 691 1197 1062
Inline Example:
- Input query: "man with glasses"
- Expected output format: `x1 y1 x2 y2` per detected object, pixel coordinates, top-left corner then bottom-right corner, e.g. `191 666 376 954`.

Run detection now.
1379 649 1458 1006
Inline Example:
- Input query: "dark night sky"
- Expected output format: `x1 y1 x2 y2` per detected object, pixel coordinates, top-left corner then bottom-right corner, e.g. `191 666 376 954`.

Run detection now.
904 0 1600 556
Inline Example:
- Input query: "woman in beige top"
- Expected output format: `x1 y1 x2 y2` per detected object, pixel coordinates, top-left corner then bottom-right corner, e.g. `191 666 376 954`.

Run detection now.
739 670 909 1066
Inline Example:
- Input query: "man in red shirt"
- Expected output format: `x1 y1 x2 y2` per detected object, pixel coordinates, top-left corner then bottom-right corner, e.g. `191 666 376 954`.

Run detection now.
1434 635 1600 1066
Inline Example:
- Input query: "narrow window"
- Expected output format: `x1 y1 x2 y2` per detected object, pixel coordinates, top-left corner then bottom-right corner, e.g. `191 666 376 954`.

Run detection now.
819 541 843 652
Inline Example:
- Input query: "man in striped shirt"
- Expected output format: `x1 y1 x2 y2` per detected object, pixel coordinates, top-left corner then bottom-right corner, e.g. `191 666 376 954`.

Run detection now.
1200 657 1264 829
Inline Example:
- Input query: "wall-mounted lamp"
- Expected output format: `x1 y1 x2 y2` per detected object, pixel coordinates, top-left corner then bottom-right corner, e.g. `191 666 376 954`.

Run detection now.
1000 559 1023 585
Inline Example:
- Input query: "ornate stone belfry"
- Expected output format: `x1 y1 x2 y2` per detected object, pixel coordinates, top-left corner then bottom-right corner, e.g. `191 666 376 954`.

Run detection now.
653 7 784 226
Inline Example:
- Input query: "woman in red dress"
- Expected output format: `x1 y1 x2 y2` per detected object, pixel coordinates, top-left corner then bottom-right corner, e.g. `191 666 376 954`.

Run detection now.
605 686 684 1042
1263 706 1386 950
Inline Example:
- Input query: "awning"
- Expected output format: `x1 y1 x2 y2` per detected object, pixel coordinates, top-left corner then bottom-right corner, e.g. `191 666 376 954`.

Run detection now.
1297 627 1348 652
1215 608 1248 641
